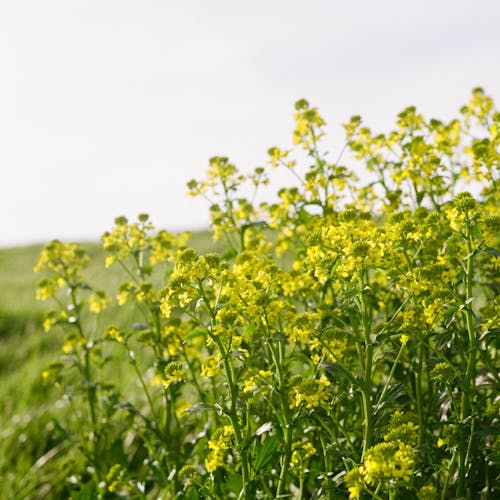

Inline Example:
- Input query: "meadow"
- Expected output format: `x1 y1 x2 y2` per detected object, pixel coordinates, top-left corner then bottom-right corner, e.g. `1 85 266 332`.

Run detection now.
1 89 499 499
0 234 220 499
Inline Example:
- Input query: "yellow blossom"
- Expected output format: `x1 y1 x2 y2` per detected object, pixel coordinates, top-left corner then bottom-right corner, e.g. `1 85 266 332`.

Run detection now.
88 291 110 314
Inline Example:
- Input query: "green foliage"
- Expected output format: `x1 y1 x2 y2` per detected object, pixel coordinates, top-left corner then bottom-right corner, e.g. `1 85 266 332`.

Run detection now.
0 238 218 499
8 89 500 498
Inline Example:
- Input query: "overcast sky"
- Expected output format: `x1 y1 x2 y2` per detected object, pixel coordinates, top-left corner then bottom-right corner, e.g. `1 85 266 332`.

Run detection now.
1 0 499 247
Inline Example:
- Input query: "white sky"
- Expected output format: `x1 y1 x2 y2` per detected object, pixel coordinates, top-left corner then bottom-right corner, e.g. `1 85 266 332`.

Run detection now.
1 0 499 247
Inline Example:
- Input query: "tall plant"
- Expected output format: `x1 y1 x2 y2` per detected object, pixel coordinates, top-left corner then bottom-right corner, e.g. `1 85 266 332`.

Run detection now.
36 88 499 499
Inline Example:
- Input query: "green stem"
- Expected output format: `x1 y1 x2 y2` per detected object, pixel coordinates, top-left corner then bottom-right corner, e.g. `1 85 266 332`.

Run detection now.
69 286 100 477
213 335 250 498
374 341 405 412
298 473 305 500
457 223 477 497
415 342 425 449
268 338 293 498
198 279 250 497
358 272 373 459
441 450 457 500
128 349 159 422
315 414 355 466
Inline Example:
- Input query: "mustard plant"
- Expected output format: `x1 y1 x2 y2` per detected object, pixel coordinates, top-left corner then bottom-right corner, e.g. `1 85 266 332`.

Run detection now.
35 88 499 499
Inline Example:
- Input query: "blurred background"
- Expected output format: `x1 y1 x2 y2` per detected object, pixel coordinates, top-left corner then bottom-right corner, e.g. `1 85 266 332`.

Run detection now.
1 0 499 247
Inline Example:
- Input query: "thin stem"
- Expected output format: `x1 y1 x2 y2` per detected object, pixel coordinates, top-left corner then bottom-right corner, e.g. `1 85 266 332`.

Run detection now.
213 335 250 498
374 341 405 412
358 271 373 460
128 348 159 422
69 285 100 478
315 414 356 465
298 472 305 500
268 337 293 498
441 450 457 500
415 342 425 449
198 282 251 497
456 220 477 497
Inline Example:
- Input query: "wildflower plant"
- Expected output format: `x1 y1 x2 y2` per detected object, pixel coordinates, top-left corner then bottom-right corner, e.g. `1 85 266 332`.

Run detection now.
35 89 499 498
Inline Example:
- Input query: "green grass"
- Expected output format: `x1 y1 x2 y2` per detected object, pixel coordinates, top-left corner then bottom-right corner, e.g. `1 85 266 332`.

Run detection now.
0 230 217 499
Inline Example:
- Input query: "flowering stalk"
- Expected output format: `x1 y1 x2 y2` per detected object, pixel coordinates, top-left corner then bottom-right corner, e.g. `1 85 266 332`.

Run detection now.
32 91 499 498
456 215 478 498
70 286 98 432
199 275 251 498
358 271 374 459
268 337 293 498
415 341 426 449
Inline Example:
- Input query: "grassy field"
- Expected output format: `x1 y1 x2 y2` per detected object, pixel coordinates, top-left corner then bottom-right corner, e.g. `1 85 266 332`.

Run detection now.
0 231 218 499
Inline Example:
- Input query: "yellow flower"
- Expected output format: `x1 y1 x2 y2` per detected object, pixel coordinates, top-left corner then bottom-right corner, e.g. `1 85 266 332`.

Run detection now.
116 282 134 305
205 425 233 473
363 442 415 484
162 362 185 389
290 375 331 409
42 310 57 332
36 279 56 301
88 291 110 314
201 356 220 378
417 485 438 500
62 333 84 354
348 484 361 500
41 361 64 381
291 441 317 468
105 255 115 268
104 326 124 343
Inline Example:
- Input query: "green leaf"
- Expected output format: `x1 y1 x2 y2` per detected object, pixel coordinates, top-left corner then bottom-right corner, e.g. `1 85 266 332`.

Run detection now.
223 247 238 261
483 246 500 257
271 332 288 342
341 287 362 299
253 436 279 472
486 452 500 465
72 482 98 500
298 206 311 223
226 472 243 495
230 349 248 358
375 383 406 413
183 326 208 344
185 403 217 413
321 362 360 387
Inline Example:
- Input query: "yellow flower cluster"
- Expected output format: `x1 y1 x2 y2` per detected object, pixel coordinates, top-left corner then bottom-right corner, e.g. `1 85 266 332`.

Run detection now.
162 362 185 390
346 412 419 498
42 309 72 333
200 355 220 378
285 311 319 344
346 441 416 498
33 89 499 498
34 240 90 276
62 332 85 354
88 290 111 314
104 326 124 343
204 425 233 473
241 369 273 398
34 240 90 304
293 98 326 148
304 210 386 287
290 375 331 410
102 214 189 268
290 441 317 468
101 214 153 268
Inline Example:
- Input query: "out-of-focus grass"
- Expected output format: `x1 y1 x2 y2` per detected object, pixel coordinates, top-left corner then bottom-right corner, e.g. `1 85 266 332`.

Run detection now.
0 230 219 499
